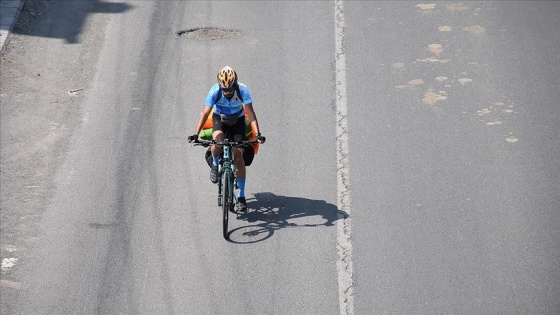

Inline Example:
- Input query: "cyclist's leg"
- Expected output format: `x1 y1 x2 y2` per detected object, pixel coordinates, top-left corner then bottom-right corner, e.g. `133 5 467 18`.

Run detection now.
234 147 247 211
210 115 225 183
234 148 245 180
211 114 225 161
233 142 245 179
211 130 224 160
231 118 247 205
232 117 246 179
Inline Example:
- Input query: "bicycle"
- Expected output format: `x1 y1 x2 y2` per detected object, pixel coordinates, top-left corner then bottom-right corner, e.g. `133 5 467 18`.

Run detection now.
193 138 258 239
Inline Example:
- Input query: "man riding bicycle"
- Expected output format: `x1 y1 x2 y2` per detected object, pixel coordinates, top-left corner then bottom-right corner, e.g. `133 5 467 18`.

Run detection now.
188 66 265 211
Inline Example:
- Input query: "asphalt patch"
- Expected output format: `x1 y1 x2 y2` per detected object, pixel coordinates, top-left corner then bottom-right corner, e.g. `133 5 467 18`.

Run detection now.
177 27 240 40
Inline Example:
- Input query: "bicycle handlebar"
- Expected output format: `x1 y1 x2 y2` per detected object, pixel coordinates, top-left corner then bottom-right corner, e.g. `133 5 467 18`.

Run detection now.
192 139 258 148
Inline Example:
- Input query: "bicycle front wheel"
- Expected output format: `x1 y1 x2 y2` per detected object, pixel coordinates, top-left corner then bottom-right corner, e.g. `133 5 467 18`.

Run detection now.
222 172 230 239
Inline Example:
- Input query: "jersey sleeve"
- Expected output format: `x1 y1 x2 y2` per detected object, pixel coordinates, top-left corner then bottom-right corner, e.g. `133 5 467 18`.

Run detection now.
204 84 221 107
238 83 253 104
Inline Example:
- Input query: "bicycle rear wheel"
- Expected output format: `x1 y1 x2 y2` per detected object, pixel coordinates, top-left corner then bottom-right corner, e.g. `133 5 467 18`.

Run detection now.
222 172 230 239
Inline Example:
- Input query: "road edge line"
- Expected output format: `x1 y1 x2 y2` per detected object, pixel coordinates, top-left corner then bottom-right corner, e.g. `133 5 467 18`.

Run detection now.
335 0 354 314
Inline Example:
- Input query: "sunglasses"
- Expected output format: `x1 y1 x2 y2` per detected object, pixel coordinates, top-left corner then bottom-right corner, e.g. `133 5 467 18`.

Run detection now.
222 87 234 93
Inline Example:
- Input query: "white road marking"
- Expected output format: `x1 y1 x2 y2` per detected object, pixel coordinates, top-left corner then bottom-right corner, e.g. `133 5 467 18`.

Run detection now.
0 279 22 290
335 1 354 314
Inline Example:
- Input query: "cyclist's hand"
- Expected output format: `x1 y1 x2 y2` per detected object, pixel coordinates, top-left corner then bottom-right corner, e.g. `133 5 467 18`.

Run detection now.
188 134 198 143
256 133 266 144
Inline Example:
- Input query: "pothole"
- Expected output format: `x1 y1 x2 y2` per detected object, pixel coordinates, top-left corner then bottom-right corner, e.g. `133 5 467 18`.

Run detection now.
177 27 240 40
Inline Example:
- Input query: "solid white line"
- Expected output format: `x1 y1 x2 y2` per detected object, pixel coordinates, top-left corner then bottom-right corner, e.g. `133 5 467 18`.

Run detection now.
335 0 354 314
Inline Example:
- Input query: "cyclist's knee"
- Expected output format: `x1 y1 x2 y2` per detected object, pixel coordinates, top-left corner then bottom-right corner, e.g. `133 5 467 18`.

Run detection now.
212 131 224 141
233 150 243 161
211 143 223 155
234 151 244 164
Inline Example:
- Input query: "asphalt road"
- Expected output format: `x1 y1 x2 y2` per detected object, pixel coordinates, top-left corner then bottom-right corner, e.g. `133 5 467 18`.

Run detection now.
2 1 559 314
347 2 560 314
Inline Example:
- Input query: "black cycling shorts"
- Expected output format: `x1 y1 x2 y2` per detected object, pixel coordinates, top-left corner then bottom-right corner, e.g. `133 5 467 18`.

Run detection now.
212 112 245 141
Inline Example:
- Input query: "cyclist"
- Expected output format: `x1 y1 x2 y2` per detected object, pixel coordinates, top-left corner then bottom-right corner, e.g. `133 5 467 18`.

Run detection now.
188 66 265 211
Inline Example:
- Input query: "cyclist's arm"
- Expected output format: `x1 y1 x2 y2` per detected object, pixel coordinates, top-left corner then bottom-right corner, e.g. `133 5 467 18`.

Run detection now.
194 106 213 135
244 103 261 135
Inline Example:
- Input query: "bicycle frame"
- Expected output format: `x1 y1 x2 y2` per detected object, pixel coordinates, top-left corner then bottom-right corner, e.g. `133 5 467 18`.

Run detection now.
218 139 236 209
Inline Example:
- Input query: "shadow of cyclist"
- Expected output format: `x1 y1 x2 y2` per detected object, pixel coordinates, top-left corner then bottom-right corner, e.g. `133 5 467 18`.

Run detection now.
227 192 348 243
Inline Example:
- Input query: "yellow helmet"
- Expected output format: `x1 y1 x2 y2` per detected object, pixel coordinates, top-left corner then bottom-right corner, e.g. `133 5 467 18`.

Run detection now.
217 66 238 89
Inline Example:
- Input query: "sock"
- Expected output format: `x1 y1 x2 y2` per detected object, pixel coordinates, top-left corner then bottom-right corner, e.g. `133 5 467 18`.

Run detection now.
212 154 219 167
237 178 246 198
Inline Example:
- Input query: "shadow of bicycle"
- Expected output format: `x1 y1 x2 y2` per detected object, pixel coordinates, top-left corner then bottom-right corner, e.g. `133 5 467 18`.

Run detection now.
227 192 349 244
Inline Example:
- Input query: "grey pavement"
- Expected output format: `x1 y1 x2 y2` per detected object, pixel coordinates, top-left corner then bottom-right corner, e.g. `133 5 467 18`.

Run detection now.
0 0 23 54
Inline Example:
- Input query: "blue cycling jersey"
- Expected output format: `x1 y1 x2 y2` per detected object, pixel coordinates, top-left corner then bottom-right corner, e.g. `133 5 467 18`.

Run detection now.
204 83 253 116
